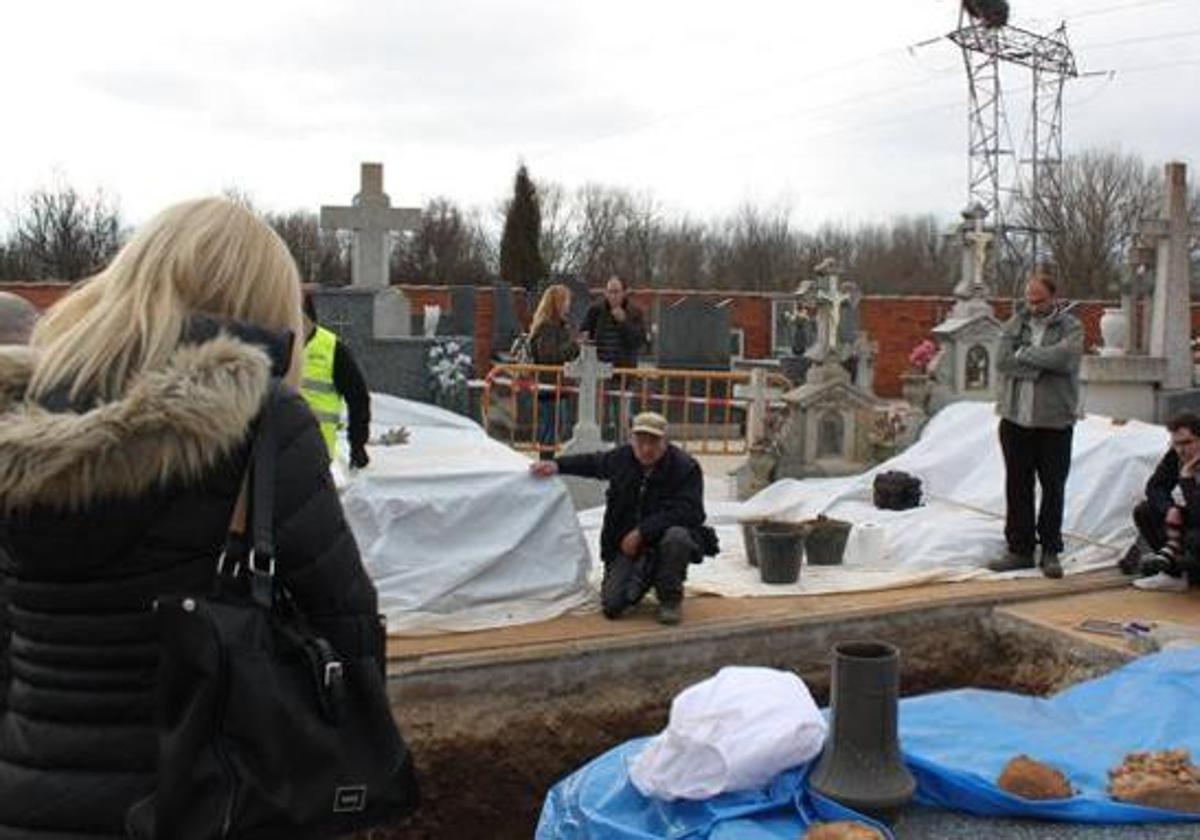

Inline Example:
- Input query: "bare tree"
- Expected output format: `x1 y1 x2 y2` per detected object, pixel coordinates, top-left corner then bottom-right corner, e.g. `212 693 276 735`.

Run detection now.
392 197 494 286
1020 149 1160 299
265 210 350 287
12 184 123 281
536 181 579 277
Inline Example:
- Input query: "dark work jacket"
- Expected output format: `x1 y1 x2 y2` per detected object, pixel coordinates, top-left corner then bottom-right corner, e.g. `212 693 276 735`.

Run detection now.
0 320 378 838
1145 449 1200 523
556 444 706 562
582 299 647 367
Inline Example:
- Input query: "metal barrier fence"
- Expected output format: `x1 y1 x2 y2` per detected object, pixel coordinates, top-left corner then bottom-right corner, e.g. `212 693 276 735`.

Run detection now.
476 363 792 456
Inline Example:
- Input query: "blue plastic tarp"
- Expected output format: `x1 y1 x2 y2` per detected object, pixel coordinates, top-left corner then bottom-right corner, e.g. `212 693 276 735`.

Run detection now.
536 648 1200 838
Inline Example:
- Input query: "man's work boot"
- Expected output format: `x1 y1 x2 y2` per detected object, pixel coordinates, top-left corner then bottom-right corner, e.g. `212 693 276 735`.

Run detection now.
657 602 682 626
1040 552 1064 579
987 551 1035 573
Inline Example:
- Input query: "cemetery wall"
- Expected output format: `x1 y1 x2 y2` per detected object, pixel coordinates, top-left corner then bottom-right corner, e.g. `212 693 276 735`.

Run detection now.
4 281 1195 399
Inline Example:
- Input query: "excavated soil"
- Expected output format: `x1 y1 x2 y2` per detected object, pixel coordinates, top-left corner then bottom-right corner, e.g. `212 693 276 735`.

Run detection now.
359 611 1127 840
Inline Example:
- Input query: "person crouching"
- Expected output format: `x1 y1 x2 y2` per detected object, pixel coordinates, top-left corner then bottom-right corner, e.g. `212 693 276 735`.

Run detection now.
529 411 716 625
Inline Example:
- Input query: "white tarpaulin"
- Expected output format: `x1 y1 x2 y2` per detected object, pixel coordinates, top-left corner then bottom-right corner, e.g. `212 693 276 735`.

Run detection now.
580 402 1167 598
338 394 594 634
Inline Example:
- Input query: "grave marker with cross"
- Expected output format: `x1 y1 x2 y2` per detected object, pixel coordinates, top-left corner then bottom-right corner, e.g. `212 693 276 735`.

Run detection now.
563 343 613 446
320 162 421 289
1138 162 1200 390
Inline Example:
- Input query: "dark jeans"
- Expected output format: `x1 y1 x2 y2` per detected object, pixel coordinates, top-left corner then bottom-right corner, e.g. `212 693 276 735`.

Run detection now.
600 527 697 618
999 419 1073 556
536 393 568 458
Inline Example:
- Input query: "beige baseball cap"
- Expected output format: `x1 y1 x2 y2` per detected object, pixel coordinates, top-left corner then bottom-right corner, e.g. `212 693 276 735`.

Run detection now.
631 411 668 438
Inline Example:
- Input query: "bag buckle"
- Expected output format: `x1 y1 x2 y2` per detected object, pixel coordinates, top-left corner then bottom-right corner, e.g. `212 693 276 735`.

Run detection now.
247 548 276 577
324 661 344 688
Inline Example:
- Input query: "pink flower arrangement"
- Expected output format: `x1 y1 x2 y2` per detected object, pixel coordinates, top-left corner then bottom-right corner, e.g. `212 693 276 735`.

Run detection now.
908 339 938 373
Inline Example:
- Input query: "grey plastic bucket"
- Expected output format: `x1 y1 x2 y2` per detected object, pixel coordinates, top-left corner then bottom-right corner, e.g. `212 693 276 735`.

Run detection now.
806 518 852 566
755 524 805 584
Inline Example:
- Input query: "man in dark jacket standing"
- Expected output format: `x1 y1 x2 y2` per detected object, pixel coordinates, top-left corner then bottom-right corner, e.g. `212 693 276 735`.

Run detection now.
1124 413 1200 591
988 271 1082 579
530 412 707 625
580 274 647 368
581 275 648 439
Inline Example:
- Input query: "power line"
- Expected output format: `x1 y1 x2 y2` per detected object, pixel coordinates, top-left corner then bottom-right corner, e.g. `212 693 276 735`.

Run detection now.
1083 26 1200 51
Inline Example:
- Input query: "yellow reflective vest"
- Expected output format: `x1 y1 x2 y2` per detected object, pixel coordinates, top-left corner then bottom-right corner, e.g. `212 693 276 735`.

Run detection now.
301 326 344 459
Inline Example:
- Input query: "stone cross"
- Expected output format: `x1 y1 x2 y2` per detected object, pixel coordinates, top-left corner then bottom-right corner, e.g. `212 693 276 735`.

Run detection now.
564 343 613 444
963 212 994 298
740 367 770 446
1139 162 1200 390
320 163 421 289
814 266 851 356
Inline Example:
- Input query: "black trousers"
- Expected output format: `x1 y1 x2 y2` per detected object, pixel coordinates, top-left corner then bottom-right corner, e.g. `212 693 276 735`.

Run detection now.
999 419 1073 556
600 527 697 618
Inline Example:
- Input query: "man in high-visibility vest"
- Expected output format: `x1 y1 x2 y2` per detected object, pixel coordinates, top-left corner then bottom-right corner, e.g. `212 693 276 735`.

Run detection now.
301 294 372 469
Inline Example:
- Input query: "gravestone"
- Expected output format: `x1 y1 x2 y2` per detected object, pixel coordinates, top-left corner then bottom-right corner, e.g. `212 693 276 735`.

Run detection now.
656 296 732 370
448 285 476 336
1084 161 1200 421
492 281 520 356
559 344 614 509
770 260 887 479
1144 162 1200 395
926 207 1003 413
312 163 465 403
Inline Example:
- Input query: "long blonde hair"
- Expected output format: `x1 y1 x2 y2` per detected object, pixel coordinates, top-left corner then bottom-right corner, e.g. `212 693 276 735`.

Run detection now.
29 197 303 400
530 284 570 335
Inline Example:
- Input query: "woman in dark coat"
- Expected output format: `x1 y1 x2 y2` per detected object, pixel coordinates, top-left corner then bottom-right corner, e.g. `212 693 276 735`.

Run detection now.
0 197 380 838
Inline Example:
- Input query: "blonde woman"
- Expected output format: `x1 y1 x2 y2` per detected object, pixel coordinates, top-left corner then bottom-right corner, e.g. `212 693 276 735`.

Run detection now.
529 283 579 458
0 198 380 834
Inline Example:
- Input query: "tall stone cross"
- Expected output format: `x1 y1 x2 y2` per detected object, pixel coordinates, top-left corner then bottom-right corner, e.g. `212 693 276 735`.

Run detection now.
564 343 613 445
320 163 421 289
744 367 771 445
1140 162 1200 390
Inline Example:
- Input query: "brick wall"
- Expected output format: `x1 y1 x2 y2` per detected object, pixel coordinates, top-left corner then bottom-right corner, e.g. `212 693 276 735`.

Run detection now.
8 281 1198 399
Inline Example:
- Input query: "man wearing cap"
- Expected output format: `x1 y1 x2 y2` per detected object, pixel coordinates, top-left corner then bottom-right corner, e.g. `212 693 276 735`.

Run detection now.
529 411 713 625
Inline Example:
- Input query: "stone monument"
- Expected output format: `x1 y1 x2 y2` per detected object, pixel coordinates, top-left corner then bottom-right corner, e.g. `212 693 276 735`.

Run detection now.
1081 161 1200 422
773 260 886 479
312 163 470 401
558 344 614 509
928 204 1005 412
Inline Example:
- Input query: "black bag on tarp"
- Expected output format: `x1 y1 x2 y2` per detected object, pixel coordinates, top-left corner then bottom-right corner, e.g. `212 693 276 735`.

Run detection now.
872 470 923 511
127 383 419 840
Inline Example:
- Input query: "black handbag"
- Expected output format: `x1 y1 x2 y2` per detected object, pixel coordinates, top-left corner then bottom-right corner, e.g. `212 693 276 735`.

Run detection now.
127 383 419 839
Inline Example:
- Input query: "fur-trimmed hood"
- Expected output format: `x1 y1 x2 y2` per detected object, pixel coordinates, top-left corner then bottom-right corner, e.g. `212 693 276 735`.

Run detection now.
0 330 276 512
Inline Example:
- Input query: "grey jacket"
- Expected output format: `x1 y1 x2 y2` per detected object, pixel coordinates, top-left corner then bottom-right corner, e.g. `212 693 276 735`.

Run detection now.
995 301 1083 429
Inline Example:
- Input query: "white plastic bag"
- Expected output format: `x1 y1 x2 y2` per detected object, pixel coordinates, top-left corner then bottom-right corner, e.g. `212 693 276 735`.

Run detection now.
629 666 826 800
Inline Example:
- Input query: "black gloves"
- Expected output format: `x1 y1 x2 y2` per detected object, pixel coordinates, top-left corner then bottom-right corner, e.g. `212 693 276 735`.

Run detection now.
350 444 370 470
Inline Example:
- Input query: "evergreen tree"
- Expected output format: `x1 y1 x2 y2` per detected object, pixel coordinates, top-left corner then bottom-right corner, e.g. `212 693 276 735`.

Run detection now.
499 164 546 294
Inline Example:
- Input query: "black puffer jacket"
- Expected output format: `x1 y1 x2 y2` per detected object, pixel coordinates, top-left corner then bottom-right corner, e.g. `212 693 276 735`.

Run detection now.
555 443 706 562
0 321 378 838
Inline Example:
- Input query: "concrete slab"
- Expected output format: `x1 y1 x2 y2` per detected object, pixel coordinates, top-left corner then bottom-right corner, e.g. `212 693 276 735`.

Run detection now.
998 587 1200 656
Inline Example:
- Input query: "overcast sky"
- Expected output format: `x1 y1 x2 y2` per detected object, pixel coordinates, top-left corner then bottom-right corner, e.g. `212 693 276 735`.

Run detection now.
2 0 1196 231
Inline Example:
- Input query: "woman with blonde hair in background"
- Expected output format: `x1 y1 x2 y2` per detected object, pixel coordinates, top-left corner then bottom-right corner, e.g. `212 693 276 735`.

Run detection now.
0 197 383 836
529 283 579 459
